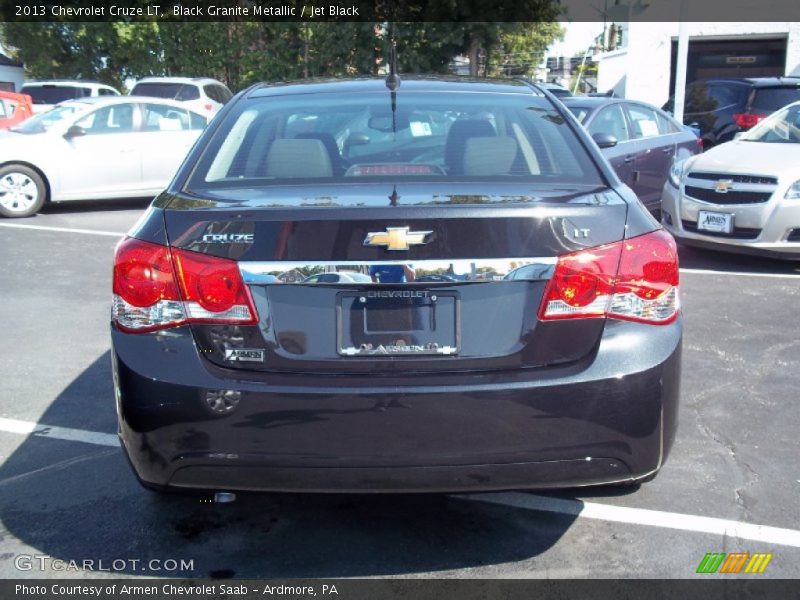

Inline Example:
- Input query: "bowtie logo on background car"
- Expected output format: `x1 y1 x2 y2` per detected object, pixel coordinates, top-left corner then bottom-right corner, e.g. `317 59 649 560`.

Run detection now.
363 227 433 251
713 179 734 193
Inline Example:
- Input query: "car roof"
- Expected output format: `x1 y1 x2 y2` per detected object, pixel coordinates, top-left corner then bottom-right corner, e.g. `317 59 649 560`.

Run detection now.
694 76 800 88
247 76 543 98
57 96 208 112
21 80 117 89
133 76 226 86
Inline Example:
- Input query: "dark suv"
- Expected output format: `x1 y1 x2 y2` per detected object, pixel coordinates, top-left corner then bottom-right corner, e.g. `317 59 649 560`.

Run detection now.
665 77 800 148
111 78 682 495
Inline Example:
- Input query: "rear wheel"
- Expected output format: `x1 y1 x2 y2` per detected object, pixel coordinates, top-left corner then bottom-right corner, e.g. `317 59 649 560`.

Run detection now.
0 165 46 218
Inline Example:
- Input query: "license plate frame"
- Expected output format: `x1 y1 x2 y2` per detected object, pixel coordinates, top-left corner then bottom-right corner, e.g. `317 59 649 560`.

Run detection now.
336 290 460 357
697 210 734 234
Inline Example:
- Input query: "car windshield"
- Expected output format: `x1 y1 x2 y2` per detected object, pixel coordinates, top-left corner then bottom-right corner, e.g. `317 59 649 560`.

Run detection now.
11 103 89 134
22 85 91 105
186 89 603 195
741 103 800 143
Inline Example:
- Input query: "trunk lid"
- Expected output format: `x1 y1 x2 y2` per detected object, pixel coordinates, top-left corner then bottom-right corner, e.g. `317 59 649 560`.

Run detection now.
162 182 628 374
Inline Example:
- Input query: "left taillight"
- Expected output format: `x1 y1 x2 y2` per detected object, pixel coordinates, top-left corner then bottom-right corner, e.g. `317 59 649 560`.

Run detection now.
539 230 680 325
733 113 766 129
112 237 257 333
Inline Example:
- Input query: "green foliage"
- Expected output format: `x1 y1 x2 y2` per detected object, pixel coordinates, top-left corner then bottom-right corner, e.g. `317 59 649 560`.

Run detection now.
1 15 563 92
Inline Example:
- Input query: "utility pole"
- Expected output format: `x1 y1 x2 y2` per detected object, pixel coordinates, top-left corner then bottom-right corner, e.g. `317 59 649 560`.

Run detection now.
673 0 689 123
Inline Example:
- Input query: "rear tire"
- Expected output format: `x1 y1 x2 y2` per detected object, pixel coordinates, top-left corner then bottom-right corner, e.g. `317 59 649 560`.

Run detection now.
0 164 47 218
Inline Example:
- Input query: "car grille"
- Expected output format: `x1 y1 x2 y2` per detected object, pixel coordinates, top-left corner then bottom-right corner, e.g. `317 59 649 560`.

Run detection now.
684 186 772 205
688 172 778 185
682 220 761 240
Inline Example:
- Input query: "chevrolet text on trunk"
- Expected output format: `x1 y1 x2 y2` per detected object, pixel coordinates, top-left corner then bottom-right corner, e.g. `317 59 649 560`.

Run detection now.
111 65 682 495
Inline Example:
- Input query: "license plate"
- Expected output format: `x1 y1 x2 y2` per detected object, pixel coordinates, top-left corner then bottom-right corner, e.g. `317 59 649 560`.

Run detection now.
337 291 459 357
697 210 733 234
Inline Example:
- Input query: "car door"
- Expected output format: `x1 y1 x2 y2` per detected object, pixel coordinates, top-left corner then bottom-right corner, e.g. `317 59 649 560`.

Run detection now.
586 103 639 190
57 102 144 198
139 103 207 191
624 102 675 212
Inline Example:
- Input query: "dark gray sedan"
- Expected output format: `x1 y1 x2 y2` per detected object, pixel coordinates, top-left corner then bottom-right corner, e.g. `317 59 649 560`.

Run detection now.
563 97 701 216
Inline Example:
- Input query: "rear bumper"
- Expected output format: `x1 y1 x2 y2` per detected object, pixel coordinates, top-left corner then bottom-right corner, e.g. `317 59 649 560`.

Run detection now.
112 317 682 493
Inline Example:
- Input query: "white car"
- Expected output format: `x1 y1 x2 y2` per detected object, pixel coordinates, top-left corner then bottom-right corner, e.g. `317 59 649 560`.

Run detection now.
0 96 208 218
20 80 121 114
662 100 800 259
129 77 233 116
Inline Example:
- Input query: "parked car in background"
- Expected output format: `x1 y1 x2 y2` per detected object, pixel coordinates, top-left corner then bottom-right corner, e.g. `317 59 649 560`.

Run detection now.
0 96 208 218
20 80 120 114
539 82 572 98
662 100 800 260
129 77 233 116
303 271 372 283
663 77 800 148
563 96 701 216
0 91 33 129
111 77 681 496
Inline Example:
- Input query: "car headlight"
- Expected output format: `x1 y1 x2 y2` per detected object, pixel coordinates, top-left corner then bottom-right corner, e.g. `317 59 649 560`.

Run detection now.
668 159 687 188
785 179 800 200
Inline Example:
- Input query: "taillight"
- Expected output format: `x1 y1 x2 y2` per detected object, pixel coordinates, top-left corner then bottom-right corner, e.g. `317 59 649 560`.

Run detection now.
695 137 704 152
733 113 766 129
539 230 679 325
204 103 214 112
172 248 255 322
112 238 257 333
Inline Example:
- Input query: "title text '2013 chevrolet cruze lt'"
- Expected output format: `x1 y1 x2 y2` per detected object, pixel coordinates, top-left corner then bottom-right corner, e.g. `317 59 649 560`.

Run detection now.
111 78 681 494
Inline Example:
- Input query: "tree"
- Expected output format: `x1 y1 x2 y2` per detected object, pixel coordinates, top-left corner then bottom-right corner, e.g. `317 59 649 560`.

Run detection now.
1 12 563 91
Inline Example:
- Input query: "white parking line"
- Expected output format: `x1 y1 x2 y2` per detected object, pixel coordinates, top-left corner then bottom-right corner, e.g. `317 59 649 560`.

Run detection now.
0 222 125 237
1 416 799 549
459 492 800 549
0 417 119 448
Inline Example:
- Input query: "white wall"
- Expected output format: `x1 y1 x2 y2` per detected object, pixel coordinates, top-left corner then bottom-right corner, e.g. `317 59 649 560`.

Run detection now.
0 64 24 91
596 22 800 105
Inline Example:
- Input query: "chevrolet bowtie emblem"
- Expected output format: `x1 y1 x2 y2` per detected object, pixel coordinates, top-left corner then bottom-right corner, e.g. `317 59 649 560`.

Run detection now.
713 180 734 193
363 227 433 251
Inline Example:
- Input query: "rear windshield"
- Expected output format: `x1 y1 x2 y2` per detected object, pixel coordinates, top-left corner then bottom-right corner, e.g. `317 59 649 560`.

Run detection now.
186 90 603 194
22 85 90 105
751 87 800 113
131 83 201 101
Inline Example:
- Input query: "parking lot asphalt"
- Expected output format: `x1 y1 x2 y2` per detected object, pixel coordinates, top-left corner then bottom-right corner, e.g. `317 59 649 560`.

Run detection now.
0 199 798 579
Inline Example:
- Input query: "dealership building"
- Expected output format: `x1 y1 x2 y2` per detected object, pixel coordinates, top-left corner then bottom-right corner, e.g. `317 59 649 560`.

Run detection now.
595 22 800 104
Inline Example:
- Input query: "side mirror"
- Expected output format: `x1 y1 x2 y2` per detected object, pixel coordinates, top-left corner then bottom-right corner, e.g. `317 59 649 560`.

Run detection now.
63 125 86 139
592 132 618 148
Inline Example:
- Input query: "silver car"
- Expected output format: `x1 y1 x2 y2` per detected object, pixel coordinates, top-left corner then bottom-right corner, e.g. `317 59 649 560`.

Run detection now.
0 96 208 218
662 100 800 259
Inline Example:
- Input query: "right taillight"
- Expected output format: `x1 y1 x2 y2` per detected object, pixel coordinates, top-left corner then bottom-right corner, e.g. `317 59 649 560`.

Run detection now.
112 237 257 333
539 230 679 325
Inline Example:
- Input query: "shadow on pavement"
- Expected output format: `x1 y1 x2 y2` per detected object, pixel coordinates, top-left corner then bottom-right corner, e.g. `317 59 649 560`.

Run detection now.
0 352 596 578
39 198 152 215
677 242 800 276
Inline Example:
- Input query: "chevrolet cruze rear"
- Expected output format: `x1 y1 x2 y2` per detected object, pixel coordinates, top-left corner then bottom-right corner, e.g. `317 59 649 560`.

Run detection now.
111 78 682 493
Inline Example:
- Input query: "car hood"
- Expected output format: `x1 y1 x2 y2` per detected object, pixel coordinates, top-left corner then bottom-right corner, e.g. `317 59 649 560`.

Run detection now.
689 140 800 180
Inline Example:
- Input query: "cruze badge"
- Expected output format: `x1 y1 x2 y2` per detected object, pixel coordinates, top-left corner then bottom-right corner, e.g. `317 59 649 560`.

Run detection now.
202 233 254 244
363 227 432 251
713 180 734 193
